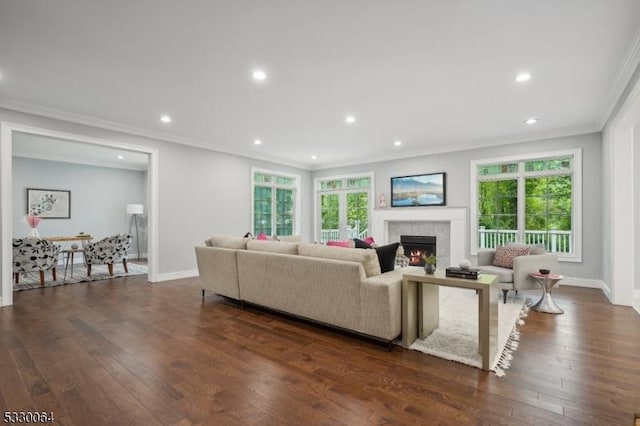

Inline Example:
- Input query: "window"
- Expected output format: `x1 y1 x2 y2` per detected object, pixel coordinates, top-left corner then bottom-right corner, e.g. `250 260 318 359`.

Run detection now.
252 168 300 237
314 173 374 243
470 149 582 261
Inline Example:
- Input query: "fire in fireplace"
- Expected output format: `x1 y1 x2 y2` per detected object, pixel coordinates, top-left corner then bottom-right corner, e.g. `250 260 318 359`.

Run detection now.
400 235 436 266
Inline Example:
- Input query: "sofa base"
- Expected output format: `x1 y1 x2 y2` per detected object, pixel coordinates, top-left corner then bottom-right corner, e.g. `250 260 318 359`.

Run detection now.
238 300 397 350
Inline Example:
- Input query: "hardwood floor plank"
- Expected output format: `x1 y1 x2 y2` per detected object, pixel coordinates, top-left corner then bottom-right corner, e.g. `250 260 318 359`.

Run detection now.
2 276 639 425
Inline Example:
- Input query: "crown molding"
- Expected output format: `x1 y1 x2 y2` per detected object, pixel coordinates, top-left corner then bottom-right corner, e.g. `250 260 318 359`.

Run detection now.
310 124 600 171
598 25 640 128
0 97 310 170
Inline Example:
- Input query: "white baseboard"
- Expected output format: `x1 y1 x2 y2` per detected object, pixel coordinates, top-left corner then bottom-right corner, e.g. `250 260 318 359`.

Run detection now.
601 281 613 303
155 269 199 282
634 290 640 316
559 276 605 289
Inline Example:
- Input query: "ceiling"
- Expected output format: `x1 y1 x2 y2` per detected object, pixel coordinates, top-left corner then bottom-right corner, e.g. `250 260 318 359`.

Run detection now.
1 1 640 170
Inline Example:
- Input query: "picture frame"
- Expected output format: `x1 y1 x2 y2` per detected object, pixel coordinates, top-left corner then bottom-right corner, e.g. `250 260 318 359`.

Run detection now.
390 172 446 207
26 188 71 219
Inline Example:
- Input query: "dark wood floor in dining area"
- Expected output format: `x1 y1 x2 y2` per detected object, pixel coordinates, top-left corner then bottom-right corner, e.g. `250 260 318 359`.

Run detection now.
1 275 639 426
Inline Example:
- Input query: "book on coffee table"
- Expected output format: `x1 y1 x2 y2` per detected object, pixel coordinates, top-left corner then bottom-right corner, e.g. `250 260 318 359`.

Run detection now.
445 267 481 280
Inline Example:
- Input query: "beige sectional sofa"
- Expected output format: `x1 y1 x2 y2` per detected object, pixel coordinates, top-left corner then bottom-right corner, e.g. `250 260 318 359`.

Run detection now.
195 235 405 343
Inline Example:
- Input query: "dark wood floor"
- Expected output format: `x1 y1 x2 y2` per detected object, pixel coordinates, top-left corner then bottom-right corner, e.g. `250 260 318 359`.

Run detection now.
1 276 639 425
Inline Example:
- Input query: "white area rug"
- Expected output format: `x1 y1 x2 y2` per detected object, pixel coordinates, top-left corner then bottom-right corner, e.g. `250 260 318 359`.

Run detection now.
409 286 530 376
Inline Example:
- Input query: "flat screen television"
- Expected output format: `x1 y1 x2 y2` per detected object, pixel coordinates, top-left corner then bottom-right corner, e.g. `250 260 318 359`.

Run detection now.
390 172 446 207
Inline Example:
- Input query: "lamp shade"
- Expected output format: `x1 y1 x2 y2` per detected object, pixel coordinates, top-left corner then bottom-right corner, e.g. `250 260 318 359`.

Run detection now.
126 204 144 215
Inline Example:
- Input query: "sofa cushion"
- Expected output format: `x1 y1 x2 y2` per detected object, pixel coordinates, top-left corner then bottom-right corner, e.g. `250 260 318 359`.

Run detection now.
246 239 298 255
298 243 381 277
492 245 530 269
205 235 249 249
507 242 546 255
278 235 302 243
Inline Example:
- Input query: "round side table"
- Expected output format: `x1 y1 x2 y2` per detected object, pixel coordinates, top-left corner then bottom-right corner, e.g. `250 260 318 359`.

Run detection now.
531 273 564 314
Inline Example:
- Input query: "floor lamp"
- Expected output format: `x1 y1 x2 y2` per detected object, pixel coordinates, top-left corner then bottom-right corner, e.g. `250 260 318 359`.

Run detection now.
126 203 144 260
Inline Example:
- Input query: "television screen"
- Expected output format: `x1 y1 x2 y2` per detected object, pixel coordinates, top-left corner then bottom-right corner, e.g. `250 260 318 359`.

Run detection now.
390 172 446 207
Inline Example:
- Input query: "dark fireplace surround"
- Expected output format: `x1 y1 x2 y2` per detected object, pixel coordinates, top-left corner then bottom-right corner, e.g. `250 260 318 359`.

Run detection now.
400 235 436 266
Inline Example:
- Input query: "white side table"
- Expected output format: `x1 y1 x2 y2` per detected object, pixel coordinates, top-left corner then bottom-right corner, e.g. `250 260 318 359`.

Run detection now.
531 273 564 314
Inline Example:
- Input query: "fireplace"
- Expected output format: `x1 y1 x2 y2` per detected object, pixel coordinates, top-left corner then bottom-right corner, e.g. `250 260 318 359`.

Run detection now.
400 235 436 266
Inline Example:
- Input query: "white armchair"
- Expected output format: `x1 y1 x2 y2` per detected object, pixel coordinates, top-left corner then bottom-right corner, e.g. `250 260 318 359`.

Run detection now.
477 244 559 303
13 237 60 286
84 234 132 277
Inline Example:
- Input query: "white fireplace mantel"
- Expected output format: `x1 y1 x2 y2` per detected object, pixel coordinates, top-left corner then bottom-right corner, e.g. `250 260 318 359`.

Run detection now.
370 207 468 264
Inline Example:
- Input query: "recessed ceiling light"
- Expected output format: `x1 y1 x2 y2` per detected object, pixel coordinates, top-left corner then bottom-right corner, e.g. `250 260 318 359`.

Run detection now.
252 69 267 81
311 155 317 160
159 115 172 123
117 155 124 160
525 117 539 125
516 72 531 83
394 140 402 147
254 139 262 145
345 115 355 124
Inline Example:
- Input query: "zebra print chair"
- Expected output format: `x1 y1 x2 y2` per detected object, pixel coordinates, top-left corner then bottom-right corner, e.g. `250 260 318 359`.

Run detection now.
13 237 60 286
84 234 132 277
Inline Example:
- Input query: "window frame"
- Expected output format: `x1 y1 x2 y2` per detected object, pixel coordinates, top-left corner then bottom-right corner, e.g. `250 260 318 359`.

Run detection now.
251 167 301 237
313 172 375 243
469 148 582 262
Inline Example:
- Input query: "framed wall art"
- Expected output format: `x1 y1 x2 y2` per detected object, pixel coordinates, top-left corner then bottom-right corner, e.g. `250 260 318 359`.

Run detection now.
26 188 71 218
390 172 446 207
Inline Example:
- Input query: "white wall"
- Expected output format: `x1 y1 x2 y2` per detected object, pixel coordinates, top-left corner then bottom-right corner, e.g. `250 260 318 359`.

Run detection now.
12 156 146 246
0 107 313 304
635 122 640 291
313 133 602 280
602 63 640 305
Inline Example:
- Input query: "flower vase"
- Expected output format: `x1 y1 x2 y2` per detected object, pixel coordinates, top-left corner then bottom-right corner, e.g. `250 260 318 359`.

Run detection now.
424 263 435 275
29 227 40 237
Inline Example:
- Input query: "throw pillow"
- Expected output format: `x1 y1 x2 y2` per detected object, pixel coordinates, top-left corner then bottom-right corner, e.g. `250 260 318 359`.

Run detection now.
492 245 530 269
326 240 352 248
376 242 400 273
256 232 269 240
353 238 372 249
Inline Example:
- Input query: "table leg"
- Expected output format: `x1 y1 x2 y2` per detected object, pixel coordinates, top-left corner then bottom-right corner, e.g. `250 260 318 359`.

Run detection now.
70 251 75 277
419 283 439 339
64 252 71 282
532 278 564 314
402 279 418 348
478 284 499 370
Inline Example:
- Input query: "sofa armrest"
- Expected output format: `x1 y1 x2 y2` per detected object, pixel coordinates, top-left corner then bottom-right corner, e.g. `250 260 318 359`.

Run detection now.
477 249 496 266
513 254 560 290
195 246 241 299
359 269 405 340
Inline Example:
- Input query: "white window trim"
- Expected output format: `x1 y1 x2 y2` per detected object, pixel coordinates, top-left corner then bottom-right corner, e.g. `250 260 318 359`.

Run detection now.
251 167 301 236
313 172 375 243
469 148 582 262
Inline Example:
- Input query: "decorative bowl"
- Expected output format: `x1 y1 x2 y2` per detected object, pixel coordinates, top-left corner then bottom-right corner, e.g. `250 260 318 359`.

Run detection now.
538 268 550 275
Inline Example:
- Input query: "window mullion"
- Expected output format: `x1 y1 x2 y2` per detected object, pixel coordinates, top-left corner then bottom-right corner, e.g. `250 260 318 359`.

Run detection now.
517 174 526 244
